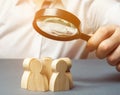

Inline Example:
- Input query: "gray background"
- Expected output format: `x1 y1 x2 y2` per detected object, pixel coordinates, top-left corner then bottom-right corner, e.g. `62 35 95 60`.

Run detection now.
0 59 120 95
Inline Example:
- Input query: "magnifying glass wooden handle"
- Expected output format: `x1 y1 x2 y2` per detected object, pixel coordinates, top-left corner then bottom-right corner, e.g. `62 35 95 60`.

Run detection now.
79 32 91 41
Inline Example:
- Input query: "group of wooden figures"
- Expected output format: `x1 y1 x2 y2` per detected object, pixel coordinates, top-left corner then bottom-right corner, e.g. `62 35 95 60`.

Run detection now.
21 57 73 92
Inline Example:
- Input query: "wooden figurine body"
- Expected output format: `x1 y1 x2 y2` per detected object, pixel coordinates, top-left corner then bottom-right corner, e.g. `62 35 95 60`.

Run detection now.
21 58 48 91
59 58 73 88
41 57 53 83
49 59 70 91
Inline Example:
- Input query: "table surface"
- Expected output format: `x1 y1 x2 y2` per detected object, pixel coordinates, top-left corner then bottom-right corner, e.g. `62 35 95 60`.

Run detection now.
0 59 120 95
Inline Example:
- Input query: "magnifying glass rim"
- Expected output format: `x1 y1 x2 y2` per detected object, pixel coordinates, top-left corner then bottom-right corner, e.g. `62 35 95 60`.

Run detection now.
33 8 81 41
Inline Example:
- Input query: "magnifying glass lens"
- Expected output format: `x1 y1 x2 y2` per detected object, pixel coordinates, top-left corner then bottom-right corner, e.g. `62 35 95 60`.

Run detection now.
36 17 78 37
33 8 91 41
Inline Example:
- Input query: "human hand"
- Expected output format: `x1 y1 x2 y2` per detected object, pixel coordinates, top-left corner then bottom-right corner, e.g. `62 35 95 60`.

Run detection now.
87 25 120 71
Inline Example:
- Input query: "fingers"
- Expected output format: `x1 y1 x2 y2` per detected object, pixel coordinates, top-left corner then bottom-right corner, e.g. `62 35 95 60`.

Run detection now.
86 25 120 72
107 45 120 66
96 28 120 59
87 25 116 51
107 44 120 72
116 63 120 72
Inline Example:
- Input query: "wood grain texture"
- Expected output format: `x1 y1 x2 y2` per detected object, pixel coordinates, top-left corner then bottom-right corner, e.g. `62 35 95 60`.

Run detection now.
59 58 73 88
49 59 70 91
41 57 53 83
21 58 48 91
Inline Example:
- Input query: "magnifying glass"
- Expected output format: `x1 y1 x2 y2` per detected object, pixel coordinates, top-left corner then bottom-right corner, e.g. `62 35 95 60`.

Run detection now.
33 8 91 41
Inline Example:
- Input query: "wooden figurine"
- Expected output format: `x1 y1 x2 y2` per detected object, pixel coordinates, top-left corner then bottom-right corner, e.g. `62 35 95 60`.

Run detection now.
21 58 48 91
59 57 73 89
41 57 53 83
49 59 70 91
